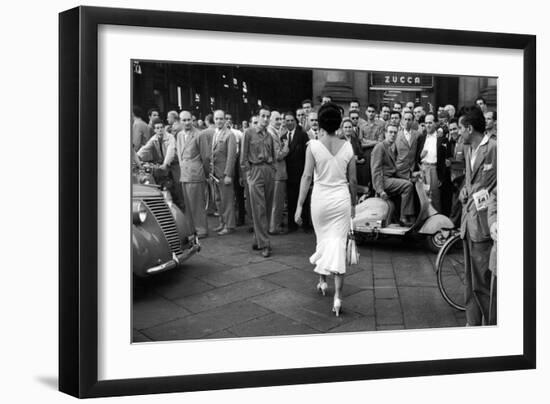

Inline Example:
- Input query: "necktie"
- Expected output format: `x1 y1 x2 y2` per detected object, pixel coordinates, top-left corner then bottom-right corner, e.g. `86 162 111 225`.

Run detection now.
158 137 164 161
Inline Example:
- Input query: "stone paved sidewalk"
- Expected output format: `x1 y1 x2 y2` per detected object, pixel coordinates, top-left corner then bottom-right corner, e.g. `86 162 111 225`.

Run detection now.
133 217 465 342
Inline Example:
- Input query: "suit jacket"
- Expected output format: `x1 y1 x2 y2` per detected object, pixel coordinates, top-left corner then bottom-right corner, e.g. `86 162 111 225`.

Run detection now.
175 127 210 182
371 141 398 194
282 127 309 184
448 136 466 182
137 133 176 166
459 137 497 242
268 126 289 181
203 127 237 180
416 133 451 181
395 128 421 179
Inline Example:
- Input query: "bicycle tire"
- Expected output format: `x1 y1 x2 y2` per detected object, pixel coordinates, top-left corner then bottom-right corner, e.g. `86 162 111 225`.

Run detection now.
436 234 466 311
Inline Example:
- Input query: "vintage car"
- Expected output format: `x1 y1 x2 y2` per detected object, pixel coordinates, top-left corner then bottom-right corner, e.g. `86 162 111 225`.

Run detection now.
132 182 200 277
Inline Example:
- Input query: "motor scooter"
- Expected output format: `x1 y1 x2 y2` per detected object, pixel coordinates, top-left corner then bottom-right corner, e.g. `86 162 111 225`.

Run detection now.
352 173 455 253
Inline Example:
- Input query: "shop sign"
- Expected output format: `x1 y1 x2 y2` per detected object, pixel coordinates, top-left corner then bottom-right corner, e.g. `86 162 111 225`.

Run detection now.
371 72 433 88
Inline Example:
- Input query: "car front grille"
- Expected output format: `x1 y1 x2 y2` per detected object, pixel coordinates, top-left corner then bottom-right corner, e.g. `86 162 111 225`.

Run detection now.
142 197 183 255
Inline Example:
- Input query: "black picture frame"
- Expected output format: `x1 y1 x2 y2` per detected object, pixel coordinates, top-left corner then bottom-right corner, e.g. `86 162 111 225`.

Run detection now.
59 5 536 399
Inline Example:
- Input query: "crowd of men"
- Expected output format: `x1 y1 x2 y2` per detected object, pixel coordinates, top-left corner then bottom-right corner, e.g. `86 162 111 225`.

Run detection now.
132 94 497 326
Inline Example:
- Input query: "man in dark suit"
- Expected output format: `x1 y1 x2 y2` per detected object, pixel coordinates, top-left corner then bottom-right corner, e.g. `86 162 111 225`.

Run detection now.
282 111 309 232
371 124 415 225
458 107 497 326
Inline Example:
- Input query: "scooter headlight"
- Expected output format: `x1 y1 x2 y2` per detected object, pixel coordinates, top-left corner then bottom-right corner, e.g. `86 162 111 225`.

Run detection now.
132 201 148 224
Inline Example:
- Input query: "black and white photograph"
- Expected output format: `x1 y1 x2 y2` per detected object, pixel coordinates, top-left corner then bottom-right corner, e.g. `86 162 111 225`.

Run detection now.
131 61 498 342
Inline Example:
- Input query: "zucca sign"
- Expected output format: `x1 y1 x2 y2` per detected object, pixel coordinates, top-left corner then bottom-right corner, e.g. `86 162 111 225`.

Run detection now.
371 73 433 88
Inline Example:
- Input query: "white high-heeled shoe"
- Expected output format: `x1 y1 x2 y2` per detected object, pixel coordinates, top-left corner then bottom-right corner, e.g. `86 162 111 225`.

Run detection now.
316 281 328 296
332 297 342 317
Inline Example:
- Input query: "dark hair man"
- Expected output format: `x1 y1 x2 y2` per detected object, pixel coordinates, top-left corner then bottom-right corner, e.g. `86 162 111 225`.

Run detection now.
147 107 160 138
371 124 415 225
380 104 391 122
475 97 488 113
484 110 497 139
241 106 276 257
321 95 332 105
458 106 497 326
282 111 310 233
395 110 421 180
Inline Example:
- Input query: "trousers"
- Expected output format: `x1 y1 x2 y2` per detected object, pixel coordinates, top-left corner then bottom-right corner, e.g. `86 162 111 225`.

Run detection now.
247 164 275 248
463 237 496 325
213 180 236 230
270 180 286 232
181 181 208 236
383 177 415 218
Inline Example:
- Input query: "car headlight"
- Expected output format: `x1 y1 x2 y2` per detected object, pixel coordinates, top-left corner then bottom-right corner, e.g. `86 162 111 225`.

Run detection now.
132 201 148 224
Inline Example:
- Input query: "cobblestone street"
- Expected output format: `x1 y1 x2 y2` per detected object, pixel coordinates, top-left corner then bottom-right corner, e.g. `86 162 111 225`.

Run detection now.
133 217 465 342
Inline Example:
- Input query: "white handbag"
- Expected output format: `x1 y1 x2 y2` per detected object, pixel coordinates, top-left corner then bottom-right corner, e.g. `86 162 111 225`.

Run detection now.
346 218 359 265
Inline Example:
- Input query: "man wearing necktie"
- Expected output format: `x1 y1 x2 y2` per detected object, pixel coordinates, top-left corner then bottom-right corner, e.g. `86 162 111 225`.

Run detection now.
175 110 210 238
267 111 289 235
395 110 421 180
240 106 276 257
306 112 320 141
370 124 415 226
282 112 309 233
205 110 237 236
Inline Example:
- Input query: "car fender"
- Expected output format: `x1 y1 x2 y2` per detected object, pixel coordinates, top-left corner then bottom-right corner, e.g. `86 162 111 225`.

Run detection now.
132 219 172 277
418 214 455 235
168 202 194 242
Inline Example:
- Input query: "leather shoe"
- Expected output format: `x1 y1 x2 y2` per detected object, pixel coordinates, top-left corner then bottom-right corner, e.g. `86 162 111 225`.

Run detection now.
252 243 261 251
213 224 224 232
261 247 272 258
217 228 234 236
197 233 208 239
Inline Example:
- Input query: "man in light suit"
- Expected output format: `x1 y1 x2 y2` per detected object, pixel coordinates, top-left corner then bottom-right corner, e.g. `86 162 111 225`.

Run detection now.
203 110 238 235
395 110 420 180
371 124 415 226
176 110 210 238
267 111 289 235
458 106 497 326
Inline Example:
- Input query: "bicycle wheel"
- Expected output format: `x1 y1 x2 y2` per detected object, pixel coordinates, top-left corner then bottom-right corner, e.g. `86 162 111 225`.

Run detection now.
436 234 466 311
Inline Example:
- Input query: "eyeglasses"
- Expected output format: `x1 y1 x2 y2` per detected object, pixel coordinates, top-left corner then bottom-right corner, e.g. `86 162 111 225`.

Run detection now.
350 117 359 120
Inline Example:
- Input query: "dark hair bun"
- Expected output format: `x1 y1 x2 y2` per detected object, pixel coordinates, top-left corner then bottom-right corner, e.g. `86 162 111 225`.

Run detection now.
318 102 342 133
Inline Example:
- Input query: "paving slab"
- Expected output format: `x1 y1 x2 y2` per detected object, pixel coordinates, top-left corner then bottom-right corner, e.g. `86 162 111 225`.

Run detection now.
250 288 359 332
197 260 292 287
399 287 460 329
393 255 438 287
141 300 271 341
373 263 395 279
175 278 281 313
228 313 319 337
343 290 375 316
346 269 374 290
132 292 192 330
376 324 406 331
374 298 404 326
152 277 216 300
328 316 376 333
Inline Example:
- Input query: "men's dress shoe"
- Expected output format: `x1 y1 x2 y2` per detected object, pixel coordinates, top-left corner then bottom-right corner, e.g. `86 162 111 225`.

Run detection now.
399 219 414 227
197 233 208 239
252 243 261 251
213 224 224 232
248 226 254 233
217 228 234 236
261 247 271 258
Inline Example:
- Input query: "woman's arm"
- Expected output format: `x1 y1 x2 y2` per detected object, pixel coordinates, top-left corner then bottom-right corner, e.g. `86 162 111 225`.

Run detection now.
347 155 358 218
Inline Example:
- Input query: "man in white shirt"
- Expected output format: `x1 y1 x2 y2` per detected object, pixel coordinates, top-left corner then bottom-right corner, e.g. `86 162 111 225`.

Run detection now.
306 112 320 140
417 113 446 212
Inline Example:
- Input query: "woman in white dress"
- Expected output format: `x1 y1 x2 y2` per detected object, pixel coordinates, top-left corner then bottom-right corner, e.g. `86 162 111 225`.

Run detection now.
295 103 357 316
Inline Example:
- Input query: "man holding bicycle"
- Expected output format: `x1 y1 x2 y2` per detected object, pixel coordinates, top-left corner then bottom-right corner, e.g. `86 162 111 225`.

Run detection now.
458 107 497 326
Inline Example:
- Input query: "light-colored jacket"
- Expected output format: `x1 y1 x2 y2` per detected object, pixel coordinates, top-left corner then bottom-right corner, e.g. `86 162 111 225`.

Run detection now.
202 127 237 180
137 133 175 166
175 127 210 182
268 126 289 181
459 137 497 242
